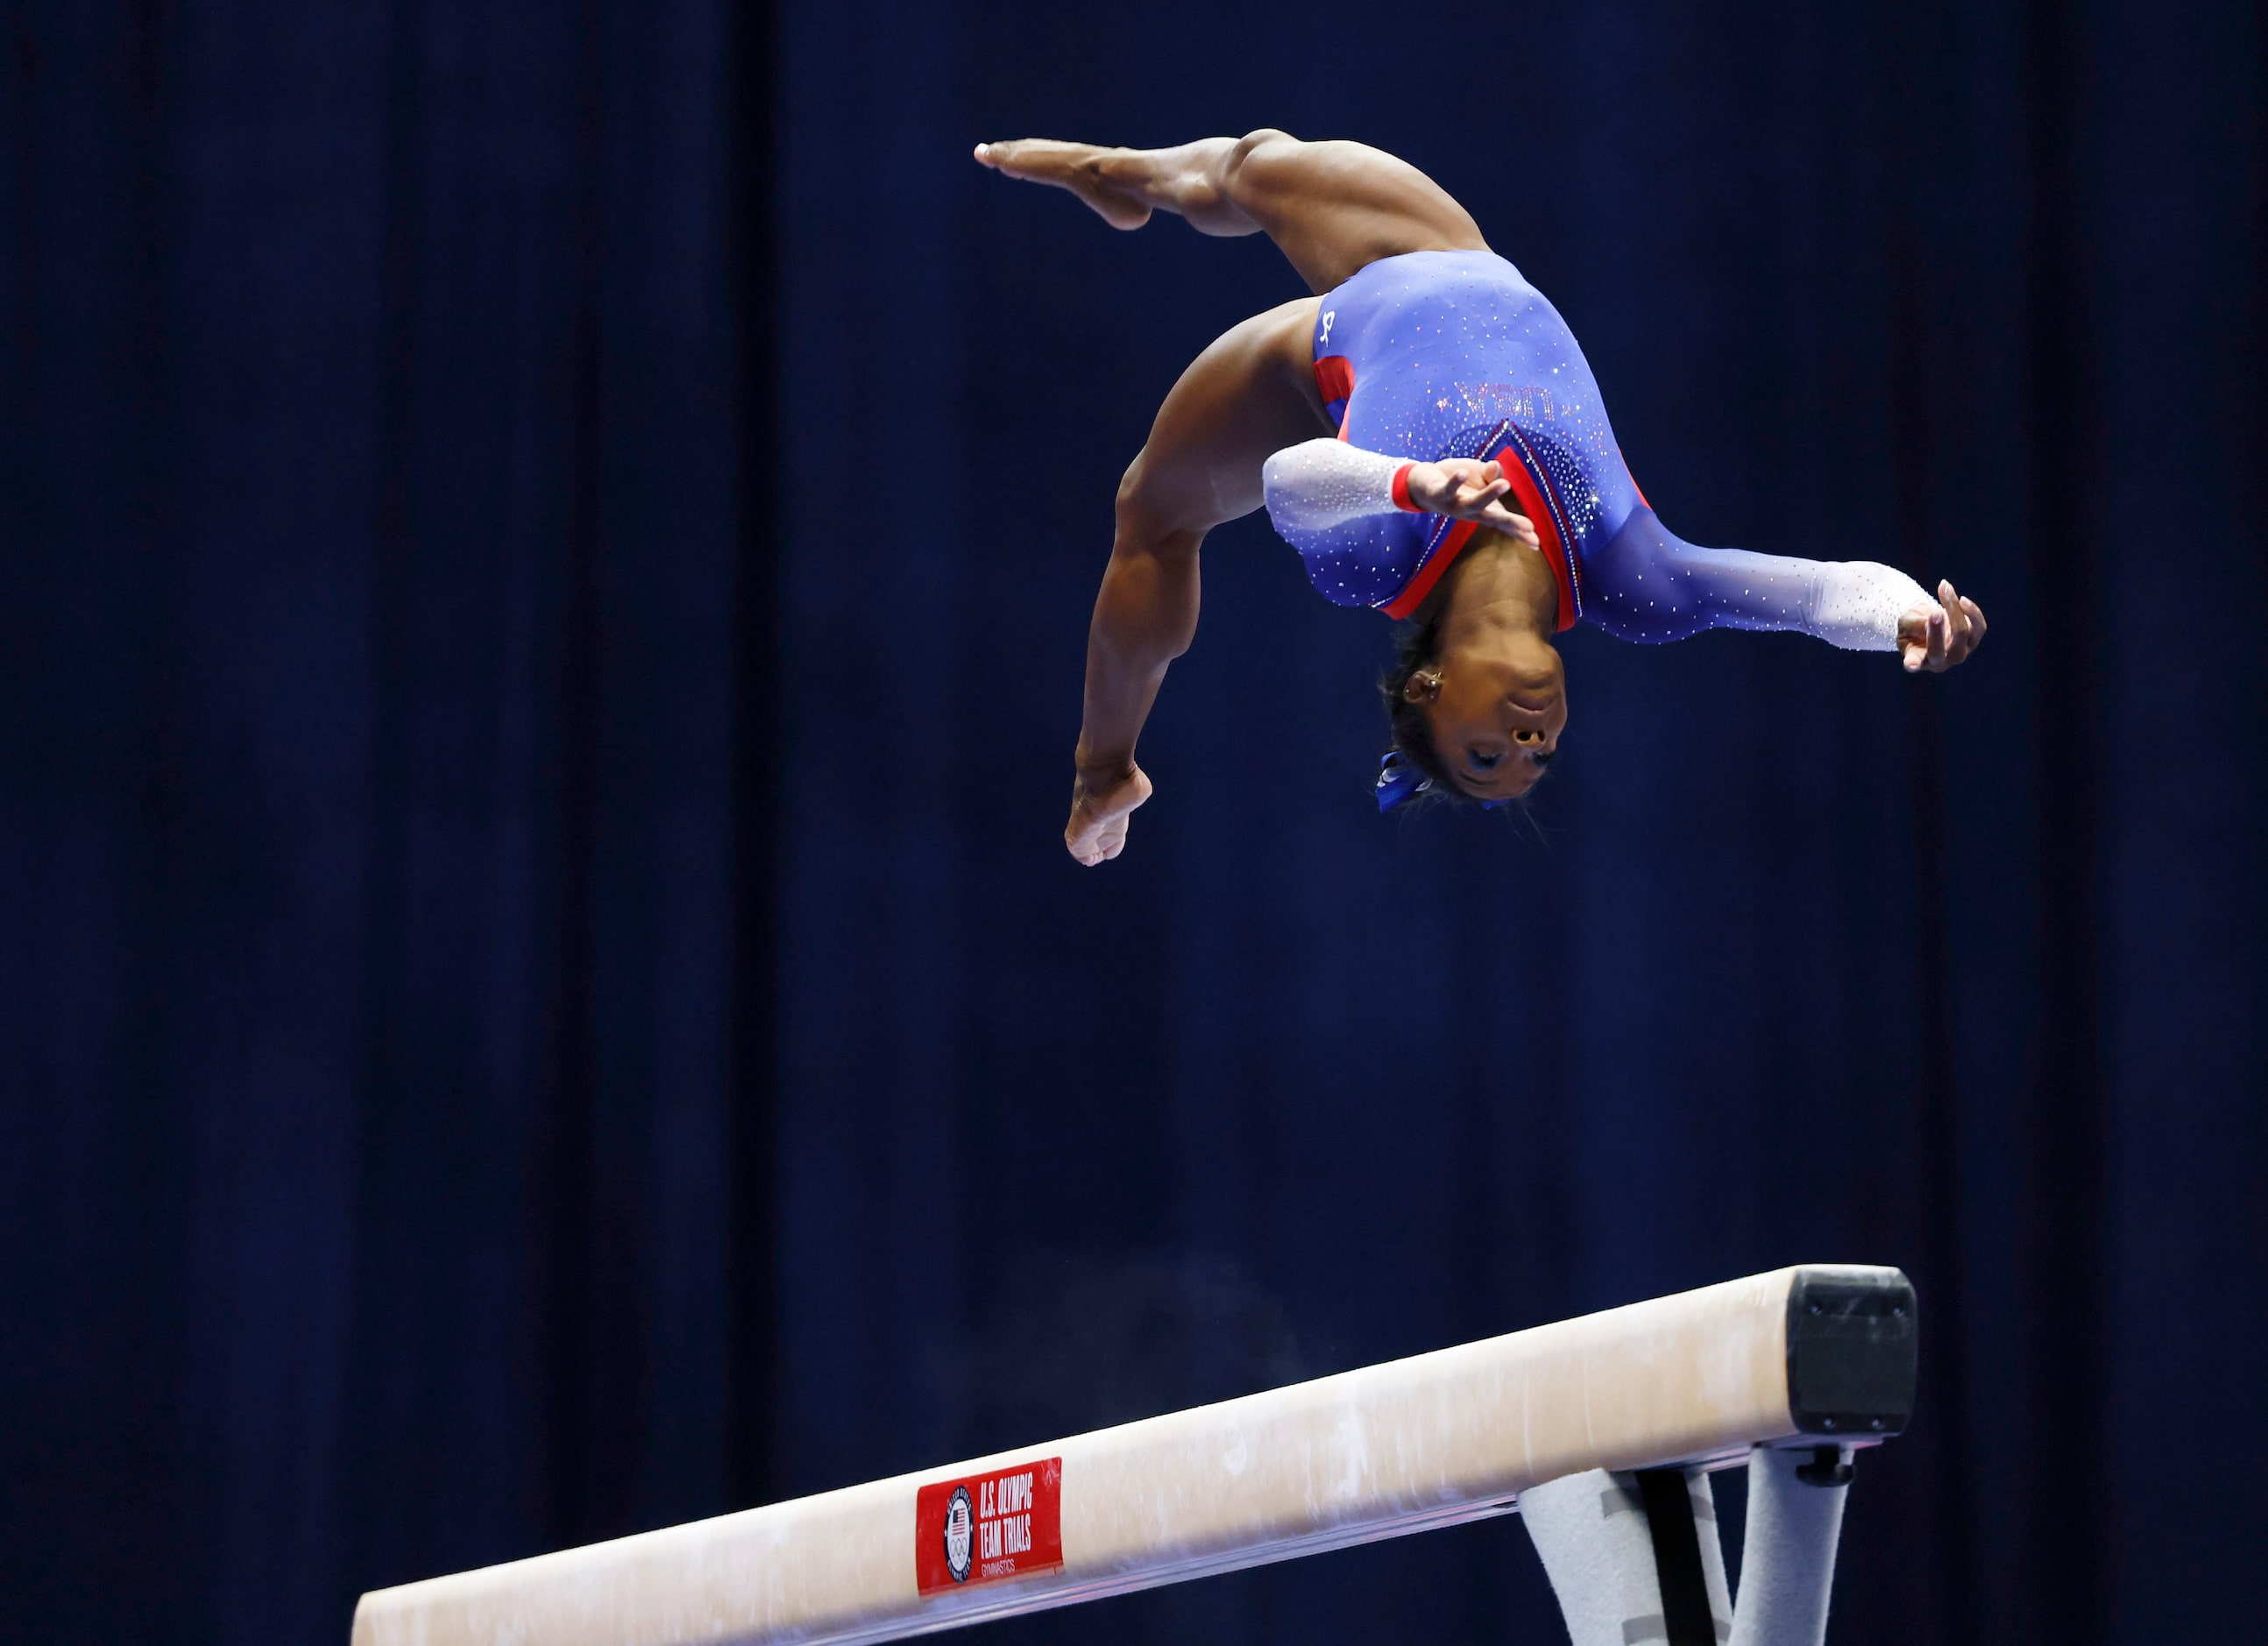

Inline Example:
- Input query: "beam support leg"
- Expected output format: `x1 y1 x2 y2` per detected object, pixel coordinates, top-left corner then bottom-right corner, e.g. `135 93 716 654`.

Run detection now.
1726 1444 1851 1646
1521 1468 1733 1645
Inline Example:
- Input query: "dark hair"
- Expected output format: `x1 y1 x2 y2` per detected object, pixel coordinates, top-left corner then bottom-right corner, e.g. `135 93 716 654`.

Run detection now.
1379 614 1554 811
1378 610 1471 806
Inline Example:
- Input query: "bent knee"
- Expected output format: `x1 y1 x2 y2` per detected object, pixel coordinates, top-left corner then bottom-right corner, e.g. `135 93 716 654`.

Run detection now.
1223 128 1301 189
1231 128 1298 161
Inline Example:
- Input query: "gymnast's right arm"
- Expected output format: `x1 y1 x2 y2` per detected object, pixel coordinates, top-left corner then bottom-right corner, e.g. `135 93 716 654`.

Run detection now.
1064 298 1340 866
1064 507 1198 867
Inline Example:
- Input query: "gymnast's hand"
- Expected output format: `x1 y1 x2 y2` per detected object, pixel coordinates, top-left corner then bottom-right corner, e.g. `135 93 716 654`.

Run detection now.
1897 579 1988 672
1066 763 1153 866
1401 458 1540 547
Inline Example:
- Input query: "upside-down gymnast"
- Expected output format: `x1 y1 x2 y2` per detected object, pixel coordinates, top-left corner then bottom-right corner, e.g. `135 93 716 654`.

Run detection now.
974 131 1987 865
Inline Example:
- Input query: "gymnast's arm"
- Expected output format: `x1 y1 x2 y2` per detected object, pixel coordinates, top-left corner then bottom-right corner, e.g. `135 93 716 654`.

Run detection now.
1260 439 1539 543
1066 510 1198 866
1589 509 1987 671
1066 299 1343 867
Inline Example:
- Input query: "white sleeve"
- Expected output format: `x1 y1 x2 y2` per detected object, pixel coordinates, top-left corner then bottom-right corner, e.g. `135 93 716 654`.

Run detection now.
1805 562 1933 651
1586 507 1936 653
1261 439 1416 536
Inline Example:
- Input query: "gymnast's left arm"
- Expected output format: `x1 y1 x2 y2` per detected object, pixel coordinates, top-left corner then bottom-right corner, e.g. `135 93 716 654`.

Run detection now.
1797 560 1987 671
1590 512 1986 671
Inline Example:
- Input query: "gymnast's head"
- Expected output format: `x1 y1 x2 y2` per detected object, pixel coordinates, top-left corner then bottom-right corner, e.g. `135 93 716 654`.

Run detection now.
1380 529 1567 806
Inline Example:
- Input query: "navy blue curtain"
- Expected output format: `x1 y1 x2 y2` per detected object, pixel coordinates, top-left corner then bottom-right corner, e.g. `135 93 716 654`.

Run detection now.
775 5 2266 1646
4 1 2264 1643
0 2 759 1640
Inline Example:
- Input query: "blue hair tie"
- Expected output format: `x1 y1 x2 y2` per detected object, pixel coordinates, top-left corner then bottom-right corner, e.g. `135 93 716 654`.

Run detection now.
1374 749 1510 812
1375 751 1432 812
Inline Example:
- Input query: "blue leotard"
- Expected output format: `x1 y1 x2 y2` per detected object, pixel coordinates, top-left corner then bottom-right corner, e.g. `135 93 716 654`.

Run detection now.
1270 250 1924 649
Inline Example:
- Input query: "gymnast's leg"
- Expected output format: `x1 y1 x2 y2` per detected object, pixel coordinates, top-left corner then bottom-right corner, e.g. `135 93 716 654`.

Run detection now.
974 130 1491 293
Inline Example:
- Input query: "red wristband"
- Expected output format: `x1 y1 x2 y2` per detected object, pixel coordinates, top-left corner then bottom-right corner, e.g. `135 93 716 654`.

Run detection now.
1390 461 1420 512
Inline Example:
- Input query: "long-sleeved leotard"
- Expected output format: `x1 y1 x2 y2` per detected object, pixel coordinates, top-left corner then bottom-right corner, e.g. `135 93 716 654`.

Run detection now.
1260 251 1927 649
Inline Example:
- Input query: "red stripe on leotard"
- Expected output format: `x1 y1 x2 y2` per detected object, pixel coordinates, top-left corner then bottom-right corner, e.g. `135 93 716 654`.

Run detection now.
1380 520 1478 619
1381 460 1577 627
1314 355 1356 440
1495 458 1578 633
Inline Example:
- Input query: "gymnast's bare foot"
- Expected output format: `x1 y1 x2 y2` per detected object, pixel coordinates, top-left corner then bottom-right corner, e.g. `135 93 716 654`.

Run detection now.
1065 762 1152 866
975 140 1153 231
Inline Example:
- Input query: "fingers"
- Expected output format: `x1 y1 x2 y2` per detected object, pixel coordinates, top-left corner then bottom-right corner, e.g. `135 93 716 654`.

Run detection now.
1430 461 1507 502
1900 607 1923 671
1428 462 1506 503
1467 492 1536 544
1483 502 1540 544
1897 580 1989 672
1898 603 1933 672
1931 579 1981 669
1908 584 1958 670
1405 461 1538 539
1940 579 1987 667
1435 466 1537 544
1454 458 1506 494
1460 479 1514 518
1400 459 1542 545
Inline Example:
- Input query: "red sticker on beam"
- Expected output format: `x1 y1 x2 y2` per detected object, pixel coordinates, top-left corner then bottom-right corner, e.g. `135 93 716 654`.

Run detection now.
914 1458 1064 1594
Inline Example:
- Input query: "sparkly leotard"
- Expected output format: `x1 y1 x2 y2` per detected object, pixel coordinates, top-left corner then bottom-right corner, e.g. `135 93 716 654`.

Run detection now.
1263 250 1925 649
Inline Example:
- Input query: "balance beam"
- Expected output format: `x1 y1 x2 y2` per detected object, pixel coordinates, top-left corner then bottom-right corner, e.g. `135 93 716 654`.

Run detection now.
351 1264 1914 1646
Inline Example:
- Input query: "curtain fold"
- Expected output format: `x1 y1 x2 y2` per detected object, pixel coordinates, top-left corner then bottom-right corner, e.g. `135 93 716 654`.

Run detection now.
2 2 2262 1643
1 3 750 1639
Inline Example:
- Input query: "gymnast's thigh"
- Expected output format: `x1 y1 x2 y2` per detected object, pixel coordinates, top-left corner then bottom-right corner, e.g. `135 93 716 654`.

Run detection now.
1223 131 1492 294
1116 297 1335 540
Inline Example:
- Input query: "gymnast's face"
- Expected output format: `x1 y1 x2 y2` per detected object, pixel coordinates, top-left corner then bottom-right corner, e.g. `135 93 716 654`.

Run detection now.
1405 635 1567 801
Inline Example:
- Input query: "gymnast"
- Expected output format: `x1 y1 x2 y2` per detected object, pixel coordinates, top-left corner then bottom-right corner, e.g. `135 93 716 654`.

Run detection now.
974 131 1986 865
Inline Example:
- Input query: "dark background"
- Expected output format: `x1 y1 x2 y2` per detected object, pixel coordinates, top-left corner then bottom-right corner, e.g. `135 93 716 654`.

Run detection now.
4 1 2264 1642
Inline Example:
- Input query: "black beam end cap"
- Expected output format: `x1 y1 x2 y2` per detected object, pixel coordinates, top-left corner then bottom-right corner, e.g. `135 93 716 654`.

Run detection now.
1785 1266 1917 1439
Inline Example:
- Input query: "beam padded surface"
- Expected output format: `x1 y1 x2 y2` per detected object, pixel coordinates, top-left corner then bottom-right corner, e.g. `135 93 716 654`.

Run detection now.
353 1265 1908 1646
